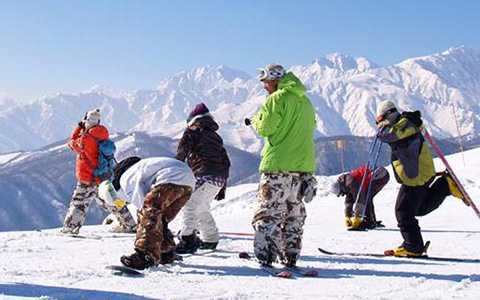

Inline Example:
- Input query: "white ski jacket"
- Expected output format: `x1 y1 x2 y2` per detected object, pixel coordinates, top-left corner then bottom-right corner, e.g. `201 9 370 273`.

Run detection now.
119 157 195 209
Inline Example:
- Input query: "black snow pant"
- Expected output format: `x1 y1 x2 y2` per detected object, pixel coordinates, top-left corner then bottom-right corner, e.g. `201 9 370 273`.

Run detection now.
395 176 451 252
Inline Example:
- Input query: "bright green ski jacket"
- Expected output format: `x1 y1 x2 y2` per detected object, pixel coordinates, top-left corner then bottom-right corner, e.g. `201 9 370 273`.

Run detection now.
252 72 316 173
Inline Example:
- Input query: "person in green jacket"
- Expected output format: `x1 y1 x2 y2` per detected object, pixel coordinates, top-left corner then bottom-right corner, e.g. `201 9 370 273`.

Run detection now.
376 100 464 257
245 64 317 267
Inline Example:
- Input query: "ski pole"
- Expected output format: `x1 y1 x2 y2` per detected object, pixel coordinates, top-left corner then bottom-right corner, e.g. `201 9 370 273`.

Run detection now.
360 141 383 219
422 128 480 220
352 134 379 210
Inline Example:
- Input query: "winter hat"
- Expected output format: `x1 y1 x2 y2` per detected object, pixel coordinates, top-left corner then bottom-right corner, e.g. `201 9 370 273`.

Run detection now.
376 100 397 120
257 64 286 81
112 156 142 191
84 108 101 128
187 102 211 126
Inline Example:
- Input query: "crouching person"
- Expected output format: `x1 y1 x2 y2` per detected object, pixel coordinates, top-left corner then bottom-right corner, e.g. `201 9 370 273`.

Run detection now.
330 165 390 230
111 156 195 270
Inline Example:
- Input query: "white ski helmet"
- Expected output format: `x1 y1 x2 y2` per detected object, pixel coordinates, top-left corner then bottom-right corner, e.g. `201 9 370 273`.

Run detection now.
257 64 286 81
376 100 397 119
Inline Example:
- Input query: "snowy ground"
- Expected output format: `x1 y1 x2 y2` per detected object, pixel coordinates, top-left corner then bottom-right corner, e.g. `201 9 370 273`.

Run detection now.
1 149 480 300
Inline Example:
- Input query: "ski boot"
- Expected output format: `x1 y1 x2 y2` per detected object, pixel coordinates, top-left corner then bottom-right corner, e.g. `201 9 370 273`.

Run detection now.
120 250 155 270
384 242 429 257
175 233 201 254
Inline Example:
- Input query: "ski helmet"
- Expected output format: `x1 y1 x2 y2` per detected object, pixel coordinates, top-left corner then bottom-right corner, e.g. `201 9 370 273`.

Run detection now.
257 64 286 81
376 100 397 121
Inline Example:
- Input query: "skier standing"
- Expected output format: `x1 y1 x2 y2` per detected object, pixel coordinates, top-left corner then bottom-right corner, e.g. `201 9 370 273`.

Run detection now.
61 108 135 234
114 156 196 269
175 103 231 253
330 165 389 230
245 64 316 267
375 100 464 256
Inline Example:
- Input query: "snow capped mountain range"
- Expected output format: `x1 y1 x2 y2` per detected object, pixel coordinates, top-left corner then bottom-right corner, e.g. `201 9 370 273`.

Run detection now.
1 46 479 154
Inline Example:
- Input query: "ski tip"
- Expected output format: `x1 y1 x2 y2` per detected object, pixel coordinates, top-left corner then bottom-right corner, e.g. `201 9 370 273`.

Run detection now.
318 248 334 255
276 270 293 278
384 249 395 256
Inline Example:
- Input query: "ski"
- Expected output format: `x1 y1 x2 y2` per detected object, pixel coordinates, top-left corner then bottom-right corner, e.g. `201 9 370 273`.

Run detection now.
422 128 480 219
238 251 317 278
318 247 480 263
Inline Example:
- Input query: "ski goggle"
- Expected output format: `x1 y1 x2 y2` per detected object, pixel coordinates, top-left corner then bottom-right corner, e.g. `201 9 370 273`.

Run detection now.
257 67 285 81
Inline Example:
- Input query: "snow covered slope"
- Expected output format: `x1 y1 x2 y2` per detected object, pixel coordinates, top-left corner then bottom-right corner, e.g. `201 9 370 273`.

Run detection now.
1 46 479 153
0 147 479 299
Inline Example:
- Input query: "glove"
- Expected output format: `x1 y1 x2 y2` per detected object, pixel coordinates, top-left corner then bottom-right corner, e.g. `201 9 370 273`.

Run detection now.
244 118 251 126
347 216 363 230
344 216 353 227
376 120 389 129
78 121 85 129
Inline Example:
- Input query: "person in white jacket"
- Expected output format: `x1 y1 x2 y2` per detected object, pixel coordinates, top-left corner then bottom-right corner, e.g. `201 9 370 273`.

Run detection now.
104 156 195 270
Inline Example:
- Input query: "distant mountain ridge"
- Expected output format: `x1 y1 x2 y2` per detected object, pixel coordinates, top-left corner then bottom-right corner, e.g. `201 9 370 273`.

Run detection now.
0 46 479 153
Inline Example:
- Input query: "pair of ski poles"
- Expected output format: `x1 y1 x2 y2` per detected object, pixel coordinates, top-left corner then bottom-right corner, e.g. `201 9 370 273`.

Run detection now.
353 130 383 221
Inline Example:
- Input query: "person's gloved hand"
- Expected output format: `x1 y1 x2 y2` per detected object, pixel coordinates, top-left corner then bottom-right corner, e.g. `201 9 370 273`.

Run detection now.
78 121 85 129
348 216 363 230
244 118 251 126
344 216 353 227
376 120 389 129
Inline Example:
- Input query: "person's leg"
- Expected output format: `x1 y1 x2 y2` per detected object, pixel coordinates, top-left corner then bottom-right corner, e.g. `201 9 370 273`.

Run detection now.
196 182 222 244
281 175 306 266
123 184 192 269
395 185 427 253
180 181 202 237
95 195 136 232
252 173 289 264
62 182 97 234
416 176 450 216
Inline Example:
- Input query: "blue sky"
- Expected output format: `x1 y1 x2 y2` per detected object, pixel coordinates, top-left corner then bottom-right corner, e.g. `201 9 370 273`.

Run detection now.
1 0 479 102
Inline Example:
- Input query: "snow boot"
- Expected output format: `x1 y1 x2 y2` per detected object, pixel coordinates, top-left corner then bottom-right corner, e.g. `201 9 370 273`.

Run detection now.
120 250 155 270
199 240 218 250
175 233 201 254
384 244 425 257
159 251 176 265
60 226 80 235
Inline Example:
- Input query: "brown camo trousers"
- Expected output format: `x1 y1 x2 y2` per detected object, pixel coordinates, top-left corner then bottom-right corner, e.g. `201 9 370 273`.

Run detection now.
134 183 192 264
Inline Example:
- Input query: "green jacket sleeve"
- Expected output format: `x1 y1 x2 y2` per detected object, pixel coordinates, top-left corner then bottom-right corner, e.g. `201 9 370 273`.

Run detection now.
251 92 284 137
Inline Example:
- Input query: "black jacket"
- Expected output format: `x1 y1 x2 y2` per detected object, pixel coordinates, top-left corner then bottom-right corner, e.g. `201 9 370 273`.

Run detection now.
175 116 230 179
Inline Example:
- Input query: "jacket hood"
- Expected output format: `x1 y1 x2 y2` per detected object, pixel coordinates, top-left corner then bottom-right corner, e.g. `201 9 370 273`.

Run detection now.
194 116 219 131
277 72 307 97
87 125 109 140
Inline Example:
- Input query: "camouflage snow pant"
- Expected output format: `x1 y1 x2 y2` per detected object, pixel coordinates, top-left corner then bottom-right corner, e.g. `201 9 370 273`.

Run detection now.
252 173 307 263
134 183 192 264
62 182 136 234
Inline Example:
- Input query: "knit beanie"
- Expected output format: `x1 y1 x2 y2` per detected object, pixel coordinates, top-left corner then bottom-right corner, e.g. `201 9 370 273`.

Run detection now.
187 103 211 126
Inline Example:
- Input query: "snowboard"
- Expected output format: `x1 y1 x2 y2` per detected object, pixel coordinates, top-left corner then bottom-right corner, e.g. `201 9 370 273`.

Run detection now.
106 265 144 277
